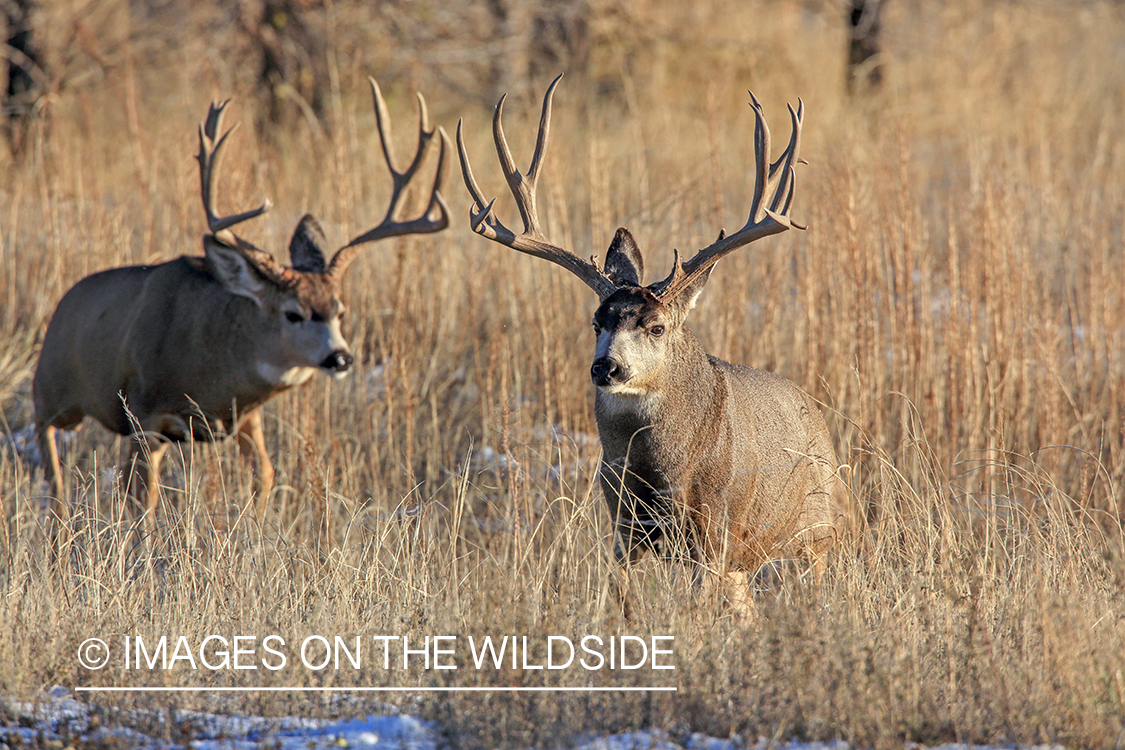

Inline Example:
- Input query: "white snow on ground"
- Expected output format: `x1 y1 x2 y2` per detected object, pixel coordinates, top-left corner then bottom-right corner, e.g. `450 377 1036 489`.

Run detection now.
0 689 1066 750
0 690 435 750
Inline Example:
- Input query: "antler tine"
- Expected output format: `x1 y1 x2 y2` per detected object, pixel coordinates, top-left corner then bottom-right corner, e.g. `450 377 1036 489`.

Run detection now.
197 100 272 245
494 72 558 234
375 79 436 194
654 93 805 302
457 118 500 235
456 74 617 300
408 91 434 179
764 100 803 219
525 75 555 186
369 76 401 175
744 92 771 232
770 99 803 177
328 79 451 276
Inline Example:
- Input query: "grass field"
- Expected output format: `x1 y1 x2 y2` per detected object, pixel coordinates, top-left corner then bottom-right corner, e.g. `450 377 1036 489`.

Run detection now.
2 1 1124 747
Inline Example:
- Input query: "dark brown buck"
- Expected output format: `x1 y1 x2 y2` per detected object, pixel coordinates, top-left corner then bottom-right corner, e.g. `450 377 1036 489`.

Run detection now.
457 75 843 600
34 78 450 531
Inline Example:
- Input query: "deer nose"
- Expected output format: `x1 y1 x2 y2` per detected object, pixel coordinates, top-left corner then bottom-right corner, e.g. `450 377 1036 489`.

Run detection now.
591 357 628 387
321 350 354 373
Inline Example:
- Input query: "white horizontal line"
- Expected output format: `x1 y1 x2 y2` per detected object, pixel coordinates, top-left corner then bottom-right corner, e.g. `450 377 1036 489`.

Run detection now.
75 686 677 693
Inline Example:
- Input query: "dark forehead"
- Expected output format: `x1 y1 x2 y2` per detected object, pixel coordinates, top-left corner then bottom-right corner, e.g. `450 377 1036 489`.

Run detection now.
292 272 342 311
594 287 663 324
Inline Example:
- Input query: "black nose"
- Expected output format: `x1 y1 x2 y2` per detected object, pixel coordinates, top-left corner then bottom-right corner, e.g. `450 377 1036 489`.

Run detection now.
321 350 354 372
591 357 627 387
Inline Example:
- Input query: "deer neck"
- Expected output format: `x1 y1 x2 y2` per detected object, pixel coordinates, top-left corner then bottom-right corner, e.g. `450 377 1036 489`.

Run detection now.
595 328 719 436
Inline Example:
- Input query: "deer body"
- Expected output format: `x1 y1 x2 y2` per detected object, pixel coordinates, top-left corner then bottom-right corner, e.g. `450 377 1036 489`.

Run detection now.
457 75 842 595
593 286 839 571
35 252 342 443
34 80 450 531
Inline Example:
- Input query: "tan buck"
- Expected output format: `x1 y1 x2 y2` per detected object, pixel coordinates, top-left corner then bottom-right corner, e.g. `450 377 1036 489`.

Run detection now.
34 78 450 531
457 75 843 604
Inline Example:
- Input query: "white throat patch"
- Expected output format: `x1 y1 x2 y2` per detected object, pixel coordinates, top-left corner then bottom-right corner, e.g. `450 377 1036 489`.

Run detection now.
596 388 661 417
257 362 317 388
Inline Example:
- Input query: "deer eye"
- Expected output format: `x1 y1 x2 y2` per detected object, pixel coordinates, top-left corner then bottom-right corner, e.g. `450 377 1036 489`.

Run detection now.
649 325 665 338
284 310 305 324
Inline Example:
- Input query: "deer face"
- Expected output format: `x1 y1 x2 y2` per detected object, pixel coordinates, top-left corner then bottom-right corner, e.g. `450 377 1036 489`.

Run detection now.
589 229 710 396
192 84 448 393
204 221 355 389
272 275 353 383
591 287 676 395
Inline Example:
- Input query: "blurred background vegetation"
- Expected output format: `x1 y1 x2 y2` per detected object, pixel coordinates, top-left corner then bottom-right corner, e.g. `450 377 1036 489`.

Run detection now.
2 1 1125 747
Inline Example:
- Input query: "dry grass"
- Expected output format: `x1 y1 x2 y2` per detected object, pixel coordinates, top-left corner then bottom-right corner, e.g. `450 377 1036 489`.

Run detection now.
2 0 1125 747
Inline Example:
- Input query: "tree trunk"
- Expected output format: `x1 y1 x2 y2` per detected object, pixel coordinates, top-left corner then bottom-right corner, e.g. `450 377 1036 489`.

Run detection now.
240 0 328 137
3 0 48 156
846 0 884 95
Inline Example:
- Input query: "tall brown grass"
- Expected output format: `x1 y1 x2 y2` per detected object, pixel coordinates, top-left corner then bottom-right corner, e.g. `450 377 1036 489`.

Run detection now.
2 0 1124 747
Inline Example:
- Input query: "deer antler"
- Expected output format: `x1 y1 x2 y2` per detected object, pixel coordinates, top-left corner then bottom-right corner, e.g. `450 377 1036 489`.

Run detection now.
197 100 272 248
456 74 617 300
328 77 452 278
652 93 805 302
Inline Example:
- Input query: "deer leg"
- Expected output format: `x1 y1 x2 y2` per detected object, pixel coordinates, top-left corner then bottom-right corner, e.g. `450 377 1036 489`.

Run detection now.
792 517 835 585
128 436 169 536
682 525 756 616
685 541 722 610
608 520 655 623
722 570 756 617
236 408 273 517
145 442 169 526
608 560 637 624
37 424 69 524
803 537 831 585
687 553 756 617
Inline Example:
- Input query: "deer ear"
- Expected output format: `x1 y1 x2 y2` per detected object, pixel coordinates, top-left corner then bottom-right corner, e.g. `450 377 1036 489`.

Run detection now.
289 214 329 273
204 237 267 307
603 227 644 287
672 264 714 316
